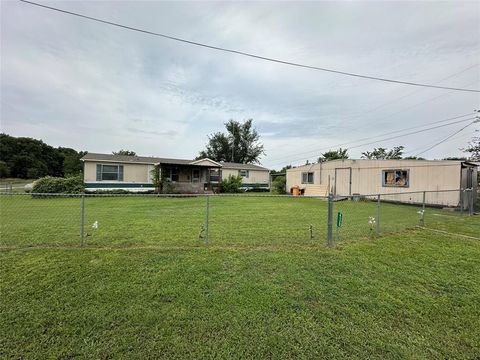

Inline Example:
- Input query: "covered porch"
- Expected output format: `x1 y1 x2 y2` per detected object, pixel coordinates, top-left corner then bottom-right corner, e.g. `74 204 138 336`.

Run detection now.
157 159 222 194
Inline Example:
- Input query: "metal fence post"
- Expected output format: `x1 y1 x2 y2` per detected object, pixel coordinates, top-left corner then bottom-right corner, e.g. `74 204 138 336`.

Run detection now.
460 189 464 215
205 195 209 245
377 194 380 235
421 191 426 226
80 195 85 247
327 193 334 247
468 189 474 216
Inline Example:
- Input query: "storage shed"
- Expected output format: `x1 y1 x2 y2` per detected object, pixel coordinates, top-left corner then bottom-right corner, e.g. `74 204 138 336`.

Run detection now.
286 159 477 207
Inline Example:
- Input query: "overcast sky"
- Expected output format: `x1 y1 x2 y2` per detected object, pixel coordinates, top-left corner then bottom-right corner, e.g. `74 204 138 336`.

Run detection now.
1 1 479 168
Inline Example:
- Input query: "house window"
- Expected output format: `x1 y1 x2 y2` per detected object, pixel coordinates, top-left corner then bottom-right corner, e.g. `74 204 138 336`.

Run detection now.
192 169 200 182
382 169 409 187
239 169 249 178
96 164 124 181
302 172 314 184
209 169 221 182
166 168 179 182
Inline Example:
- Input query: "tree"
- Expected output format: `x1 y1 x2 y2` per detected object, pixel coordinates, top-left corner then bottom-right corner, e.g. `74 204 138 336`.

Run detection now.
271 165 292 175
271 176 286 194
318 148 349 163
463 136 480 161
0 133 85 179
442 156 467 161
361 146 404 160
403 156 426 160
150 165 161 194
113 150 136 156
198 119 265 164
0 161 10 178
58 147 86 176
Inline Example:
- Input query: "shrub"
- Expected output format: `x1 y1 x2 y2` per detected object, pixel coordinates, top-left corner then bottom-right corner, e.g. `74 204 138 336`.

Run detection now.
32 176 85 194
271 176 286 194
221 175 243 193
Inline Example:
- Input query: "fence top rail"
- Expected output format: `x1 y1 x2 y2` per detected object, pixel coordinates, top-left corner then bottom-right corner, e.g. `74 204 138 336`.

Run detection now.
0 188 471 199
0 192 328 199
340 188 471 198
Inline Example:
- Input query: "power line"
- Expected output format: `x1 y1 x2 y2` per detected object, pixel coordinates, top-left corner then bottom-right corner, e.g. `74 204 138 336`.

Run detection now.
339 64 479 121
414 121 478 157
267 116 477 167
403 132 474 156
266 112 474 163
19 0 480 93
338 78 479 131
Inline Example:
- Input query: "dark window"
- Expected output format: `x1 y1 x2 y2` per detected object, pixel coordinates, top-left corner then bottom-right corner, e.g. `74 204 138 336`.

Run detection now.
239 169 249 178
192 169 200 182
167 168 179 182
209 169 221 182
301 172 314 184
382 169 409 187
96 164 124 181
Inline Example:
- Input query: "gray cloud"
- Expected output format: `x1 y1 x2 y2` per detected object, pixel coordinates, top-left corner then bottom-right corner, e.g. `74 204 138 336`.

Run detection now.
1 0 479 169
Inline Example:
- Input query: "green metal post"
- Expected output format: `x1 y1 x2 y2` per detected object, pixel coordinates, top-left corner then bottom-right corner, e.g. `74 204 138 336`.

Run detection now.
327 193 334 247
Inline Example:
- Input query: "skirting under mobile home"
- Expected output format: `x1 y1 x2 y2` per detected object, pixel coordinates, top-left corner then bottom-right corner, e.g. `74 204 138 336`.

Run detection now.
286 159 477 207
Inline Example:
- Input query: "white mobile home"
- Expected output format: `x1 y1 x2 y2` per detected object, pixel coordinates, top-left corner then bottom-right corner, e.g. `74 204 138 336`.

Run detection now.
81 153 270 193
286 159 477 207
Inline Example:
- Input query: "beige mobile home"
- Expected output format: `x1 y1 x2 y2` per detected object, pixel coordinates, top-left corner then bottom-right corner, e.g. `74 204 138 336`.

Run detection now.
286 159 477 207
81 153 269 193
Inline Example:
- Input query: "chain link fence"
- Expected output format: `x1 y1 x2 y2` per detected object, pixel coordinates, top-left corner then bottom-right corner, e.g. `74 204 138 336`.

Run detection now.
0 189 476 248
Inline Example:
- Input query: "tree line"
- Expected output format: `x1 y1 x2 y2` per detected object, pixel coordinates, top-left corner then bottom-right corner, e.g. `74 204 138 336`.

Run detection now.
0 133 86 179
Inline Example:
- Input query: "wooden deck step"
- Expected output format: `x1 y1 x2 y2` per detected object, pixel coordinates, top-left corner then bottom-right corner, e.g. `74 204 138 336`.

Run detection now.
304 184 329 196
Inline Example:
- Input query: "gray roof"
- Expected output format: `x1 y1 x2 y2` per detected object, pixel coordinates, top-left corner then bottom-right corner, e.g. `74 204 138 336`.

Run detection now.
219 162 269 171
81 153 269 170
81 153 194 165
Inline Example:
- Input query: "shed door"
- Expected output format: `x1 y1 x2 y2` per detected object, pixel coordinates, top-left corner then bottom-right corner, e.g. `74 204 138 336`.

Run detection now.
334 168 352 196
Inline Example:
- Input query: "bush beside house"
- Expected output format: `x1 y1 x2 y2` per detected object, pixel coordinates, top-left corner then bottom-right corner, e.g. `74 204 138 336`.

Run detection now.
32 176 85 194
271 176 286 194
220 175 243 193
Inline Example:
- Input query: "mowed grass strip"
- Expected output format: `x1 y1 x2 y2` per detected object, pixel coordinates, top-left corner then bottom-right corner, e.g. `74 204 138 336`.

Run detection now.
1 231 479 359
1 195 478 248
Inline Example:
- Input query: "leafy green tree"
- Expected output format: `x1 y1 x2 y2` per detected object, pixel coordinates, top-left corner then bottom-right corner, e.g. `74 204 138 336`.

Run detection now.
271 176 286 194
113 150 136 156
270 165 292 175
0 134 61 178
0 161 10 178
361 146 404 160
403 156 426 160
318 148 349 163
198 119 265 164
58 147 86 176
0 133 84 179
463 136 480 161
150 165 161 194
442 156 467 161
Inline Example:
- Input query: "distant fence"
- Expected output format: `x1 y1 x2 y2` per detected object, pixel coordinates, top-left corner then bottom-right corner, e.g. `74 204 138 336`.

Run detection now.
0 189 476 248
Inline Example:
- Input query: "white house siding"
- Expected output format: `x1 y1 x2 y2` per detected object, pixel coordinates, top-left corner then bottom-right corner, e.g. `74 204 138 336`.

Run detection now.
286 159 476 207
84 162 151 183
83 160 270 191
222 168 270 186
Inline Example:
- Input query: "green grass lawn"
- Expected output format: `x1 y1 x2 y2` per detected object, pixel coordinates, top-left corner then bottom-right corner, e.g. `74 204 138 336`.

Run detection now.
1 195 478 248
1 231 479 359
1 195 479 358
